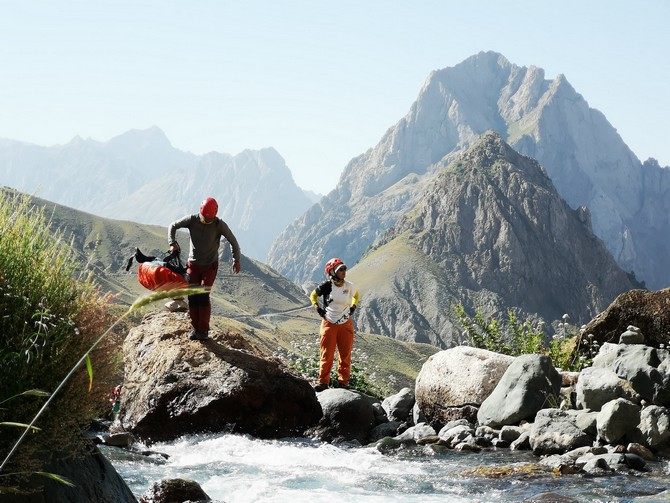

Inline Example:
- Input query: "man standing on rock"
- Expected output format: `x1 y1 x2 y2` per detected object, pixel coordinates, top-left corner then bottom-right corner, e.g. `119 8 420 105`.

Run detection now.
168 197 241 340
310 258 360 391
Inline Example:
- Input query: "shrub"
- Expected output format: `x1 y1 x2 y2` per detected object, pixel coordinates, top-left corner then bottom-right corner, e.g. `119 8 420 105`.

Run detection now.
452 304 588 372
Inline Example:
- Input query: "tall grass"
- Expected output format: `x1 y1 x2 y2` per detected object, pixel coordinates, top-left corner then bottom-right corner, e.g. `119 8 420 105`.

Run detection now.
0 191 120 490
0 191 205 494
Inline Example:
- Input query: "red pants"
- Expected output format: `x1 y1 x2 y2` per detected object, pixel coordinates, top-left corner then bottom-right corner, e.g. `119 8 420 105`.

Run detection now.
186 262 218 332
318 318 354 386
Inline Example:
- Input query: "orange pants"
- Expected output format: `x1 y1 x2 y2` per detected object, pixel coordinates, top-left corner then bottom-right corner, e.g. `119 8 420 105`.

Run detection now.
318 318 354 386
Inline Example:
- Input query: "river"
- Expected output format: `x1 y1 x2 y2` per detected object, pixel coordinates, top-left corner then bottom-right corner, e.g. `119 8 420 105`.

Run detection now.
102 432 670 502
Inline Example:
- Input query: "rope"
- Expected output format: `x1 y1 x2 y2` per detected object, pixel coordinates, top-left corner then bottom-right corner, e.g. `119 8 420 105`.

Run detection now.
226 304 314 321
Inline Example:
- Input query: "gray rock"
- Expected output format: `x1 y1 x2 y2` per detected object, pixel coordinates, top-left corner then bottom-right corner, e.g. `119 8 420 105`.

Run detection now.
620 329 645 344
394 422 437 443
308 388 376 444
596 398 641 444
369 421 402 443
510 432 531 451
139 478 211 503
477 354 561 427
578 455 616 475
574 410 598 436
97 431 134 448
529 409 594 455
499 425 524 443
437 424 475 447
382 387 415 422
475 425 499 440
575 366 639 411
8 445 138 503
593 343 670 405
635 405 670 448
412 401 426 425
371 401 389 425
121 312 322 442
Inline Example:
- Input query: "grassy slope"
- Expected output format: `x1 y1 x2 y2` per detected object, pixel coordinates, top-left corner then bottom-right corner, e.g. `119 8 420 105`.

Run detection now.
10 188 438 394
207 312 438 392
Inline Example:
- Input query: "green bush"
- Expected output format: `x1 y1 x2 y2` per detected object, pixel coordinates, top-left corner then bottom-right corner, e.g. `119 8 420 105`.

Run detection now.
452 304 588 372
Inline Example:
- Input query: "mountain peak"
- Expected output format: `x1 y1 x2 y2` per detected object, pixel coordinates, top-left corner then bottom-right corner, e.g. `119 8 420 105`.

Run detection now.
455 130 550 184
105 126 173 151
352 132 638 346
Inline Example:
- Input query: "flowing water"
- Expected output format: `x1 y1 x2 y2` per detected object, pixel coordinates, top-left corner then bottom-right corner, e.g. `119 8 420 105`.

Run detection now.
103 433 670 502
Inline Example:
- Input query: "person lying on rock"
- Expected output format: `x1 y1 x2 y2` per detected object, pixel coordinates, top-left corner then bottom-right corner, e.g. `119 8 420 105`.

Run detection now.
310 258 360 392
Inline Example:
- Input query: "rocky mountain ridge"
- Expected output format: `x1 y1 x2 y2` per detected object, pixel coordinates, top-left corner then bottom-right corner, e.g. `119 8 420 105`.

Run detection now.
0 126 317 262
268 51 669 290
351 132 638 347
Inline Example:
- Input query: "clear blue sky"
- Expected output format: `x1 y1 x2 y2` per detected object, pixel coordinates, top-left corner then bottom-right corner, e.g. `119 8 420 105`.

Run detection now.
1 1 668 194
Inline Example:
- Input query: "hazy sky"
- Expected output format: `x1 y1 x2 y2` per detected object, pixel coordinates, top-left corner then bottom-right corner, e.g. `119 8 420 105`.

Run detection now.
1 1 668 194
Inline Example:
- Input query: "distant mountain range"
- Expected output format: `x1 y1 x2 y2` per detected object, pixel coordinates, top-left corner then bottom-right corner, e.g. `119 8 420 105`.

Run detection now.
268 51 670 292
0 127 319 262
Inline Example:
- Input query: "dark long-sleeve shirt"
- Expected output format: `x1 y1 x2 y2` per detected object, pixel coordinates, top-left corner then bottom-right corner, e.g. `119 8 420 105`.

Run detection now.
168 214 241 265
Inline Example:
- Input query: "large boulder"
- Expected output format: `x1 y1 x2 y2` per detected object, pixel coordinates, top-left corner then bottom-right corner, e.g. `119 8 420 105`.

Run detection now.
596 398 641 444
529 409 594 455
579 288 670 349
634 405 670 449
415 346 515 427
592 343 670 406
477 354 562 428
121 311 322 442
575 366 639 411
6 445 137 503
306 388 377 444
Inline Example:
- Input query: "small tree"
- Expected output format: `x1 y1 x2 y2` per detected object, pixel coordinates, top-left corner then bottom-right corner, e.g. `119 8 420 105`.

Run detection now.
452 304 587 371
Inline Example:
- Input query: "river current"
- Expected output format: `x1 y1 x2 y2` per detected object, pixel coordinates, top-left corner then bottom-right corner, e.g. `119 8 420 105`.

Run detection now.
102 432 670 502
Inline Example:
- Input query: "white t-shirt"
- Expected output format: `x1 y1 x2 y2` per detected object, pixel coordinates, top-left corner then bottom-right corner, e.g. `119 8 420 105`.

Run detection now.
325 280 356 324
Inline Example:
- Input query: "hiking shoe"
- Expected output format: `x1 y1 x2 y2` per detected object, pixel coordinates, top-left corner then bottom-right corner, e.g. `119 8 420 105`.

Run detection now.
337 382 350 390
313 383 328 392
188 330 209 340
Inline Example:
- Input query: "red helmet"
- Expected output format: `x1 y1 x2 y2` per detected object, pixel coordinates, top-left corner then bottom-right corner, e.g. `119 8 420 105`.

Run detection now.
325 257 345 277
200 197 218 219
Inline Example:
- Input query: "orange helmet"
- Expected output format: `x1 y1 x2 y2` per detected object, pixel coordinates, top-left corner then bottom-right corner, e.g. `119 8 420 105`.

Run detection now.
200 197 218 219
325 257 345 277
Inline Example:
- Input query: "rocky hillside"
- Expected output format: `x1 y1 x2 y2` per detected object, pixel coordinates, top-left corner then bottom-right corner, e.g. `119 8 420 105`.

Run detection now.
0 127 316 262
351 132 639 347
268 51 670 290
